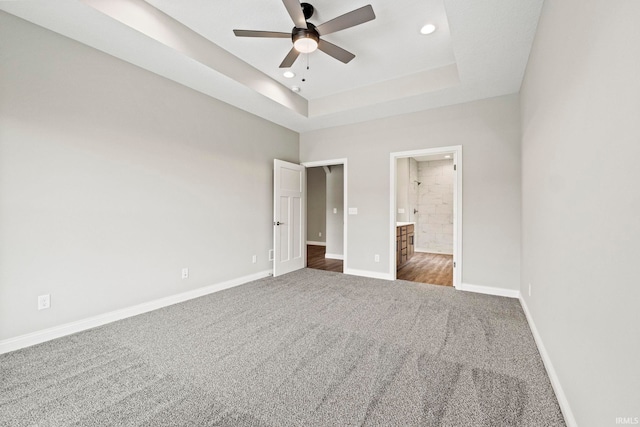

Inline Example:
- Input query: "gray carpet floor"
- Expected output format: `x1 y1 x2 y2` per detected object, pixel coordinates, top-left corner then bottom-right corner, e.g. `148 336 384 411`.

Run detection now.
1 269 565 426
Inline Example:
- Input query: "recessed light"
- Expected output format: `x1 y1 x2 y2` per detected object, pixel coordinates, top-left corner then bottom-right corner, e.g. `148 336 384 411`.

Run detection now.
420 24 436 35
291 86 301 93
283 71 295 79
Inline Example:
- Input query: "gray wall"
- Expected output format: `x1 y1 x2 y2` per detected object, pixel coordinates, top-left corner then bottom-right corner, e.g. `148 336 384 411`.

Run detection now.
520 0 640 425
325 165 344 257
0 13 298 341
306 167 326 243
301 95 521 288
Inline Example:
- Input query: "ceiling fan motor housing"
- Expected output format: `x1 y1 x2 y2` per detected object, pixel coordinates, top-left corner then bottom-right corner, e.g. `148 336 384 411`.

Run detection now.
292 22 319 45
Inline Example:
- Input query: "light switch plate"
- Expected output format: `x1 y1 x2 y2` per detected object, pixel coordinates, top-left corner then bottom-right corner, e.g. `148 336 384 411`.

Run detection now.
348 208 358 215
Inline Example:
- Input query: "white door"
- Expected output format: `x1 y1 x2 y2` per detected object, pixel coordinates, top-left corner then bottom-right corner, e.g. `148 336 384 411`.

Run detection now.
273 159 306 277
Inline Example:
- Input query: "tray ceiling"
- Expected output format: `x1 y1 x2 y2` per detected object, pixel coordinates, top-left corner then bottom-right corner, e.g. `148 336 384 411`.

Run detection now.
0 0 544 132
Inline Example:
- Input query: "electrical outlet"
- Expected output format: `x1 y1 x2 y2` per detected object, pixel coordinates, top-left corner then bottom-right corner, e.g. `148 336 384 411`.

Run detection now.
374 254 380 262
333 208 337 214
252 255 257 264
181 267 189 279
318 232 322 237
38 294 50 310
528 283 532 297
268 249 274 261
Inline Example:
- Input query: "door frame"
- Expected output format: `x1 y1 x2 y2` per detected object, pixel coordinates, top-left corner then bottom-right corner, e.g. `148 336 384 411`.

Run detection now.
301 158 348 271
389 146 462 287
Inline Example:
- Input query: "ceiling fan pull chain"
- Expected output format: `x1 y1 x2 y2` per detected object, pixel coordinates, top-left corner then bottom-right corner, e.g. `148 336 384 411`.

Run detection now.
302 54 309 83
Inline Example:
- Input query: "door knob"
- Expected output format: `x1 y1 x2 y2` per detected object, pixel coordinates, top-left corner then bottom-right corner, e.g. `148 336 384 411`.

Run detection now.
274 221 285 226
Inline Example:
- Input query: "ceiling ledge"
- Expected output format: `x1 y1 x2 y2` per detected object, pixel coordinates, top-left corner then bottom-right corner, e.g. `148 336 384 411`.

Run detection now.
82 0 308 117
308 64 460 117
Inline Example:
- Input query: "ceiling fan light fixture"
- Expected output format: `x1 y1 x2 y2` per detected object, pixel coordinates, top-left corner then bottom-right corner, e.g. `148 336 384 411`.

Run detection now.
292 29 319 53
234 2 375 67
420 24 437 35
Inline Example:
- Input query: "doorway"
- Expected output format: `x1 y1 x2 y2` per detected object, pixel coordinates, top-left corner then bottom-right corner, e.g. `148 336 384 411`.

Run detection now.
302 159 347 273
389 147 462 287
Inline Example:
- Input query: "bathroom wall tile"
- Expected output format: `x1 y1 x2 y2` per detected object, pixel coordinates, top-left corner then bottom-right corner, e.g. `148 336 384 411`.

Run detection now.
416 159 454 252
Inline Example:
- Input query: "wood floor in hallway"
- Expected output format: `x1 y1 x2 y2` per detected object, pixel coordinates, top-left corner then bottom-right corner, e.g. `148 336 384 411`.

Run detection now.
306 245 343 273
307 245 452 287
397 252 453 287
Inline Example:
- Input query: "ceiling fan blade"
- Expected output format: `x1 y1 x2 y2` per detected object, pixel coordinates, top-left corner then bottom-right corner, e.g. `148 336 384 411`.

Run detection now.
233 30 291 38
282 0 307 29
279 47 301 68
317 40 356 64
316 5 375 36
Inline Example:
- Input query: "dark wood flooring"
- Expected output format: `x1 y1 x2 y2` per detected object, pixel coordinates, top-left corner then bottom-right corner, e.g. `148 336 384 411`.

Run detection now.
306 245 343 273
307 245 452 287
397 252 453 287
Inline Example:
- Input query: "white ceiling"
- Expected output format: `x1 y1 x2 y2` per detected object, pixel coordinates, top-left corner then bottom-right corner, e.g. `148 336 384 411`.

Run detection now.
146 0 456 100
0 0 544 133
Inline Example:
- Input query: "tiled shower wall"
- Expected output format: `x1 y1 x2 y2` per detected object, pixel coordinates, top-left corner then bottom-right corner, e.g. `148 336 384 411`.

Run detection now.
408 158 418 222
416 159 454 254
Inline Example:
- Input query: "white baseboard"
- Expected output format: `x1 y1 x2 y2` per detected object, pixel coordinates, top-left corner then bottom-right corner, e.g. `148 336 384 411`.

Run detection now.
0 270 271 355
415 248 454 255
344 268 394 281
519 297 576 427
325 253 344 260
306 241 326 246
457 282 520 299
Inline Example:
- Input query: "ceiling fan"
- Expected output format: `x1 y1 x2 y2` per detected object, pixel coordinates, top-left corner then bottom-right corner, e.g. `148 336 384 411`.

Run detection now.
233 0 376 68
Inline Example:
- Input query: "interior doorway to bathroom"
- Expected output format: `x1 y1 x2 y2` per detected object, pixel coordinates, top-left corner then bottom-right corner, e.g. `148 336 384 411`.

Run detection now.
390 146 462 287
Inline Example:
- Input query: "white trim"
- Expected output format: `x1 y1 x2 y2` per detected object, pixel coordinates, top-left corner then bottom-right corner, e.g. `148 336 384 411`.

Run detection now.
301 158 348 271
520 297 576 427
325 253 344 260
458 282 520 299
306 241 326 246
302 158 347 168
344 268 394 281
390 146 463 288
415 248 454 255
0 270 271 355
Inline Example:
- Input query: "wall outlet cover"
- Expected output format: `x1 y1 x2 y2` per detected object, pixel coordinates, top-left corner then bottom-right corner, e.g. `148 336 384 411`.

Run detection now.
181 268 189 279
38 294 50 310
348 208 358 215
